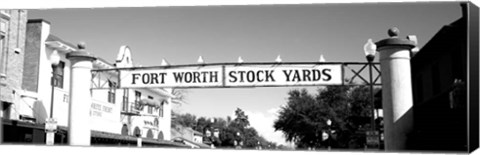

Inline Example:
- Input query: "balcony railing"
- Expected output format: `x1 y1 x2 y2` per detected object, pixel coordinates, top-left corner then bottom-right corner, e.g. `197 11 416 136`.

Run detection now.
120 102 140 116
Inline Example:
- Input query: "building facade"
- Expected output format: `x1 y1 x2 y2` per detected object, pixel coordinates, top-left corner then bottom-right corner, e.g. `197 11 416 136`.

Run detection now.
408 3 470 151
1 16 178 146
0 10 28 122
111 45 173 141
171 124 210 148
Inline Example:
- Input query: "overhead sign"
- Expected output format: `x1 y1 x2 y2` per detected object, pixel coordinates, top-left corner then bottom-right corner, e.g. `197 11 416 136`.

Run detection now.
119 64 342 88
225 65 342 87
120 66 223 88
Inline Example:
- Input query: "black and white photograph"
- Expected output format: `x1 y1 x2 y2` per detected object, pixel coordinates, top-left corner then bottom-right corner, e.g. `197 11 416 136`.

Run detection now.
0 0 478 154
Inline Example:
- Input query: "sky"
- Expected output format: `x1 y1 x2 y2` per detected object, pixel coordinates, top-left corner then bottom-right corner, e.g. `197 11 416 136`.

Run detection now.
27 2 462 146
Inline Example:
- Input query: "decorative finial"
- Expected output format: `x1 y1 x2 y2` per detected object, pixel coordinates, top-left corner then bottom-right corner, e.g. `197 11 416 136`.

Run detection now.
319 54 326 62
197 56 205 64
275 55 282 63
77 42 86 49
237 56 244 63
388 27 399 37
160 59 170 66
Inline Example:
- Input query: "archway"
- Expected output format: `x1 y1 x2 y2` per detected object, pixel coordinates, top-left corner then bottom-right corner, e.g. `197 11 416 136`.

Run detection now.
121 124 128 136
146 129 153 139
157 131 164 141
133 127 141 137
91 60 384 148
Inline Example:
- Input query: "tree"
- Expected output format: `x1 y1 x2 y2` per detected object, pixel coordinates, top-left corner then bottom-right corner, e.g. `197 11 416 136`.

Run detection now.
171 108 278 149
195 117 209 134
274 85 375 149
171 89 189 105
172 112 197 129
233 108 250 128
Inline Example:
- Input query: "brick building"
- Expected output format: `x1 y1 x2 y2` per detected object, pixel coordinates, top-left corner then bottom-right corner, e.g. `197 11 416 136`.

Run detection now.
0 10 28 121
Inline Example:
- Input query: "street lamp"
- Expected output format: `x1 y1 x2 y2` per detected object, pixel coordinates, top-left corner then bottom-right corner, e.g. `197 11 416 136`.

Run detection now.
47 50 60 145
50 50 60 118
235 131 243 149
326 119 332 150
364 38 377 149
209 118 216 148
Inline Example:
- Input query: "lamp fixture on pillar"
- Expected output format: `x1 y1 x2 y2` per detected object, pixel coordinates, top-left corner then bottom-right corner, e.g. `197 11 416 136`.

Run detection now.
364 38 377 149
364 39 377 62
49 50 60 118
46 50 60 146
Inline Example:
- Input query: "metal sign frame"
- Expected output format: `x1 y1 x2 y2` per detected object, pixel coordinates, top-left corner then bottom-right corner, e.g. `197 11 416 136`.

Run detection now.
91 62 381 89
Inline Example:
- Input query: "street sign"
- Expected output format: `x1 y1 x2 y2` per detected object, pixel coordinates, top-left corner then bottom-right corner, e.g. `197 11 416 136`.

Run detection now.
322 131 329 141
137 137 142 147
45 118 57 132
366 131 380 145
46 132 54 145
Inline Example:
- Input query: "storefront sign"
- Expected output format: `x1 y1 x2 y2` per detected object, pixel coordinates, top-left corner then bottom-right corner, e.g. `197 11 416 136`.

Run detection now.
143 118 160 129
120 64 342 88
45 118 57 132
90 102 114 119
366 131 380 145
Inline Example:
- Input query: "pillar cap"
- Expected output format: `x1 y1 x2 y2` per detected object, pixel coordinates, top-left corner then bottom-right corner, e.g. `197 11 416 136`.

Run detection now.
375 27 416 50
66 42 97 61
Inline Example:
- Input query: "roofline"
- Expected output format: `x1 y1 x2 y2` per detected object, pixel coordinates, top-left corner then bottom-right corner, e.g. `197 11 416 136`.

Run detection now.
173 137 210 148
46 34 78 50
27 18 51 24
95 57 114 67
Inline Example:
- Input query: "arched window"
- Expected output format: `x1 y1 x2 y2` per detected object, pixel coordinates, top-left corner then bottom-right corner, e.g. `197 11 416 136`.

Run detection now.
157 131 164 141
147 129 153 139
121 124 128 136
134 127 141 137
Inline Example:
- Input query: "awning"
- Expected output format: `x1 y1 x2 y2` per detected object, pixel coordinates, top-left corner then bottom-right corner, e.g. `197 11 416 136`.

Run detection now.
1 120 188 147
91 130 189 147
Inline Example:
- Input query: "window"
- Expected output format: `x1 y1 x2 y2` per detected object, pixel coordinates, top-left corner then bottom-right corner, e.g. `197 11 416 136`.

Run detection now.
2 104 11 119
135 91 141 107
148 96 153 114
122 89 129 111
107 80 116 103
0 31 4 76
63 94 69 103
159 100 164 117
53 61 65 88
0 19 7 39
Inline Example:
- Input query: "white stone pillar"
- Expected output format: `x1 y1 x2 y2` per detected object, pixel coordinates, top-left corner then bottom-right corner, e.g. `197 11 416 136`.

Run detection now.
66 43 96 146
376 27 416 151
